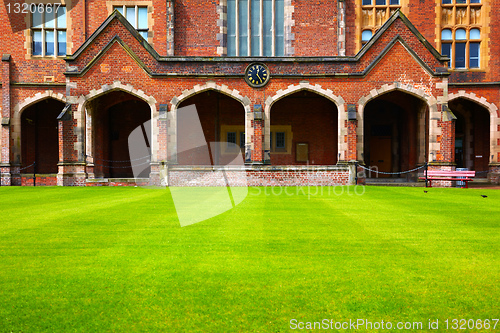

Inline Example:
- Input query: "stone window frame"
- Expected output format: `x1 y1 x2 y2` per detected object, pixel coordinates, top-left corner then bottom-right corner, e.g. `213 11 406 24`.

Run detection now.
106 1 154 46
217 0 294 56
436 0 488 70
269 125 292 154
24 0 73 60
355 0 409 52
220 125 245 154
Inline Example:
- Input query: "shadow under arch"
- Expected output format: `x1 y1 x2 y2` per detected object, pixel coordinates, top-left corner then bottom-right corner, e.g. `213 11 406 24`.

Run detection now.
81 86 156 178
361 90 430 178
264 83 346 162
169 82 251 164
448 92 500 167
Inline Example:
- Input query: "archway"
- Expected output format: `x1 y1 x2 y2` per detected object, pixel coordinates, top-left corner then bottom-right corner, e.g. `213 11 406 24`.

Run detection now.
449 97 490 176
363 91 428 178
86 90 151 178
20 98 63 174
270 90 338 165
176 90 246 166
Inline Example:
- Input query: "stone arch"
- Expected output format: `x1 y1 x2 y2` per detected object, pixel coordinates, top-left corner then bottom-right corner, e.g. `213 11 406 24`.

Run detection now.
169 82 251 163
78 81 158 164
264 82 346 160
448 91 499 164
357 84 438 163
12 91 67 164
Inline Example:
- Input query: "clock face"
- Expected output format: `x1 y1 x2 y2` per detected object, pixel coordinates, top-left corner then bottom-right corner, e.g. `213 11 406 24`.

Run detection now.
245 63 270 88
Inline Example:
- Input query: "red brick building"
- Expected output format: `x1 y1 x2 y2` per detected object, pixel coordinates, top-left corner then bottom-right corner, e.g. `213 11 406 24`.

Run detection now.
1 0 499 186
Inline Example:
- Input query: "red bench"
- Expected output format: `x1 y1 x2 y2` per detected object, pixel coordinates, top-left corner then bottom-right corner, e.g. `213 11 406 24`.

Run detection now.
419 170 475 188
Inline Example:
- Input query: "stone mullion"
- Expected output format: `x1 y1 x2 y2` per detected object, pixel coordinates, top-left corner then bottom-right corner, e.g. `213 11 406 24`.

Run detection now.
167 0 175 56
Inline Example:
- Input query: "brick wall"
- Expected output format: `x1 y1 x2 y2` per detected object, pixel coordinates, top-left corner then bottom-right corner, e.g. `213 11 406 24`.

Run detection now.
2 0 499 187
168 165 350 187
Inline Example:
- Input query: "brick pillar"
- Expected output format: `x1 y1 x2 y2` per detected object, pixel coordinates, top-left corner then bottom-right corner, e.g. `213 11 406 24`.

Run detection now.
57 104 86 186
488 164 500 185
346 120 357 161
429 103 456 187
1 54 11 185
436 104 456 164
252 104 264 164
166 0 175 56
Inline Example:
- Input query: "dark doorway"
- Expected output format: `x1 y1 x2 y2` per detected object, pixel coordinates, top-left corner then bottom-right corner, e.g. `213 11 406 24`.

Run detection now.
449 98 490 176
21 99 63 174
91 91 151 178
364 91 427 178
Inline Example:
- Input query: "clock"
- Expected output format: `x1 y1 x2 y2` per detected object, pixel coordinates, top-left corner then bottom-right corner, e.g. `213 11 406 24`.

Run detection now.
245 63 270 88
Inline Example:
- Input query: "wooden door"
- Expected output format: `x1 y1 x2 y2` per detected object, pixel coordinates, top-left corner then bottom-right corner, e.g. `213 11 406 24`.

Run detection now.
369 136 392 178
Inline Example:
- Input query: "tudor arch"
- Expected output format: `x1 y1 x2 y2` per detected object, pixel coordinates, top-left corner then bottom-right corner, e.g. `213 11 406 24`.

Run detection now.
362 90 429 178
176 90 246 165
448 97 490 175
269 90 339 165
84 90 152 178
19 98 64 184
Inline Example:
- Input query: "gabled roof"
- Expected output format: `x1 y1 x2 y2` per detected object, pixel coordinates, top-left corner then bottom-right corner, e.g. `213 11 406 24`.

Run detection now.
65 9 160 62
358 9 448 63
65 9 449 78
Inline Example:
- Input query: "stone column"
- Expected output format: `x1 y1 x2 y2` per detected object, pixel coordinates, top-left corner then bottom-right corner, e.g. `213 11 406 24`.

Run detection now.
1 55 11 185
155 104 169 186
57 103 86 186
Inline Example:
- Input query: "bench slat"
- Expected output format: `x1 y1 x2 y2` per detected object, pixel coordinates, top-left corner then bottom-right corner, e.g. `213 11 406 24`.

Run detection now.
424 171 475 177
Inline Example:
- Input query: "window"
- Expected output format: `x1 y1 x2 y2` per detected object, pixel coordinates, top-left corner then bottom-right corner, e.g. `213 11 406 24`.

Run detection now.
227 132 237 148
269 126 292 153
227 0 284 56
114 6 148 39
361 30 373 45
360 0 401 47
440 0 482 69
221 126 245 153
32 5 66 56
239 132 246 148
275 132 285 149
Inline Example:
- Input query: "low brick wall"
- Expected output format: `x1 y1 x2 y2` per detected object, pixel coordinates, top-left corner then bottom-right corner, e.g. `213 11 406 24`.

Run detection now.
86 178 150 187
167 165 351 187
21 174 57 186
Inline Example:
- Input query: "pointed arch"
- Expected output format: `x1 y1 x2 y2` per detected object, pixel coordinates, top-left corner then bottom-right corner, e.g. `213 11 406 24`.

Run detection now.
264 82 345 160
357 84 438 162
79 81 158 164
169 82 251 164
11 91 67 164
448 91 499 164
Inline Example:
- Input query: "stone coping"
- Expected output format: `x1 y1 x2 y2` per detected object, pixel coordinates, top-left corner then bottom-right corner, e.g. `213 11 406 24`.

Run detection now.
167 165 349 172
86 178 149 183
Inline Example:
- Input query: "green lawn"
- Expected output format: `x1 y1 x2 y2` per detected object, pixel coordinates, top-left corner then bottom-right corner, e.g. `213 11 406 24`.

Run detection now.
0 186 498 332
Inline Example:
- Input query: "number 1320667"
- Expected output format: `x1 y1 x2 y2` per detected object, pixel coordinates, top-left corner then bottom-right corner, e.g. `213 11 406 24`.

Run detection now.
443 319 498 330
6 3 62 14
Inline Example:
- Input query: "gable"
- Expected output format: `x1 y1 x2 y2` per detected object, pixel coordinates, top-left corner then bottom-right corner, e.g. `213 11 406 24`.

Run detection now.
65 11 158 77
356 11 449 77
